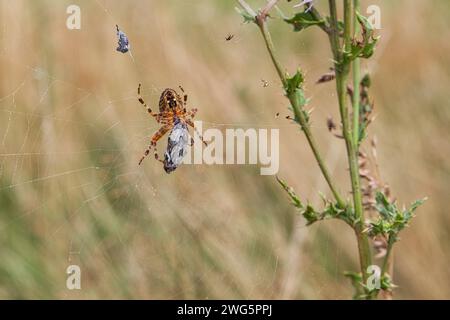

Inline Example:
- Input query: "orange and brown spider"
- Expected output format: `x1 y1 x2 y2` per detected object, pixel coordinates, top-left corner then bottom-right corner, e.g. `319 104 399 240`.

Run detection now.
137 84 207 170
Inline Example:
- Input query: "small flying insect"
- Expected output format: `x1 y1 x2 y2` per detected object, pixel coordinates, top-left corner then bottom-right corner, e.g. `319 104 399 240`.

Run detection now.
327 116 337 132
137 84 207 173
116 25 130 53
225 34 234 41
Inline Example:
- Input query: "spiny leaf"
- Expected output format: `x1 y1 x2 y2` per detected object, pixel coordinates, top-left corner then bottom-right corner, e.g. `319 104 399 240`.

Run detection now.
284 11 325 32
370 192 427 240
276 176 303 209
344 271 365 300
277 177 355 227
303 204 319 225
344 11 380 62
409 198 427 213
276 178 319 225
285 69 305 94
285 70 307 120
235 7 256 24
356 11 374 32
380 274 397 291
375 192 396 220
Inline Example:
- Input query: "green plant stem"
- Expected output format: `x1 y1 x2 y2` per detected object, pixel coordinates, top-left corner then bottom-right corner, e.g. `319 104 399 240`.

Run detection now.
308 6 330 34
327 0 341 61
352 0 361 148
370 237 394 299
239 0 374 298
255 11 345 209
329 0 372 289
256 16 287 88
381 238 394 276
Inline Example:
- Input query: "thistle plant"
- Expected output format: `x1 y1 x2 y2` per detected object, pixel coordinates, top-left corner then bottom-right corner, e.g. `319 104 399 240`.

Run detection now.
236 0 426 299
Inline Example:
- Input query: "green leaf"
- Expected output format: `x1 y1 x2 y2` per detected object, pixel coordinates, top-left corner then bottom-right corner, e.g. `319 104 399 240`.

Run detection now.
324 201 356 226
285 70 307 118
276 176 303 209
277 176 355 227
356 11 374 32
303 204 319 225
360 40 378 59
235 7 256 24
285 69 304 94
276 177 319 225
344 11 380 62
284 11 325 32
409 198 427 214
375 192 396 220
301 109 310 123
380 274 397 291
344 271 366 300
370 192 427 240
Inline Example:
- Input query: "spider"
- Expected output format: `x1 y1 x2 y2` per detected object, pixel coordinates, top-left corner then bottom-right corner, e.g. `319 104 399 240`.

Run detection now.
137 84 207 172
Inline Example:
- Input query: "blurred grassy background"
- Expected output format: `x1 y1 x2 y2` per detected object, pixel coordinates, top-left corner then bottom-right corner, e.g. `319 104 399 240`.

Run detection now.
0 0 449 299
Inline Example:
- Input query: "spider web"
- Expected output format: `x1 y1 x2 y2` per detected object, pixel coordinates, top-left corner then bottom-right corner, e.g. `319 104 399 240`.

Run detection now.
0 0 389 299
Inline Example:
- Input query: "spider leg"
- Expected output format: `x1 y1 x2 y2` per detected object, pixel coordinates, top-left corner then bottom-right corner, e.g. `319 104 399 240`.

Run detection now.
186 119 207 146
139 124 171 165
138 84 160 119
152 145 164 164
187 108 198 119
179 85 188 105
